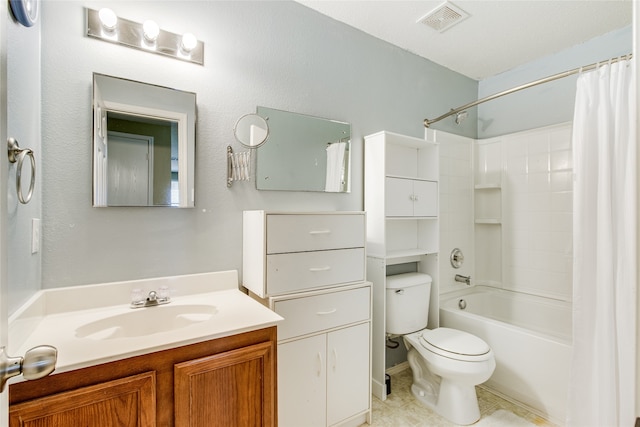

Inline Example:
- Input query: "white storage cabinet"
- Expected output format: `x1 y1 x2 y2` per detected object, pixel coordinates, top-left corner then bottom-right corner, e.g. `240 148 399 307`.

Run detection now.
364 130 440 401
242 211 366 298
274 284 371 427
242 211 372 427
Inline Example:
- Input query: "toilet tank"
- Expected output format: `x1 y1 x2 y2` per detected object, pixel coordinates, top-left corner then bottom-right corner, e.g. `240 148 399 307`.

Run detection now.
386 272 432 335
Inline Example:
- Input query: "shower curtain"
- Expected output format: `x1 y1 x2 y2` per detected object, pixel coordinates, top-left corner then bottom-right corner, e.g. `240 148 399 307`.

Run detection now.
568 58 636 426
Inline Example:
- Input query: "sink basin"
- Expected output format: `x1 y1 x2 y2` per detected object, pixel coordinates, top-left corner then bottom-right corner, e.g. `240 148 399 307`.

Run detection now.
75 304 218 340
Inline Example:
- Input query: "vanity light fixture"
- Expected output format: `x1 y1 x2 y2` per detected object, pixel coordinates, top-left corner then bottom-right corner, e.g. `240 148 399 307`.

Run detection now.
142 20 160 43
98 8 117 32
181 32 198 53
86 8 204 65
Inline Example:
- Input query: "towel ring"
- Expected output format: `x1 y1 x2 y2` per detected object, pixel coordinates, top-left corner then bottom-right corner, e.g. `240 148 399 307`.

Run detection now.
7 138 36 204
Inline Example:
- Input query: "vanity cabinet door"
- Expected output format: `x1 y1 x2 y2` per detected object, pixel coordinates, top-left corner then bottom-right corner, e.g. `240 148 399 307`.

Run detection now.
385 177 437 217
327 323 370 426
412 180 438 217
174 341 275 427
8 372 156 427
385 177 414 216
278 334 327 427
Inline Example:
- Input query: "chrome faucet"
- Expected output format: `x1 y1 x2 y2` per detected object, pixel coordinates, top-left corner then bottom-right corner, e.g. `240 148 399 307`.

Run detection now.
147 290 158 302
131 287 171 308
455 274 471 286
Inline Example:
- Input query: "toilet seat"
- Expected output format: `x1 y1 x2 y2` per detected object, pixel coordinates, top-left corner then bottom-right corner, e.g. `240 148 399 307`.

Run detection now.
419 328 492 362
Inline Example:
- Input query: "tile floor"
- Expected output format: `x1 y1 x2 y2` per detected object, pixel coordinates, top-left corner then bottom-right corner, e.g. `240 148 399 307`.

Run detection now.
362 368 558 427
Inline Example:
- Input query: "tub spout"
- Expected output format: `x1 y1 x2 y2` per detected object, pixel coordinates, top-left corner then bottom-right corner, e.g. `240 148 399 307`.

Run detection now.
455 274 471 285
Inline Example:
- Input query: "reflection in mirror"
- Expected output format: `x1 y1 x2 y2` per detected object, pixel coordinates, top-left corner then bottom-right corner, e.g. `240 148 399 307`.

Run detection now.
92 73 196 207
234 114 269 148
255 107 351 192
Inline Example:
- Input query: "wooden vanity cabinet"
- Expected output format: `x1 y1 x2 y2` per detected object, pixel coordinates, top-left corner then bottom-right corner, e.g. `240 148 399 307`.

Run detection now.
9 327 277 427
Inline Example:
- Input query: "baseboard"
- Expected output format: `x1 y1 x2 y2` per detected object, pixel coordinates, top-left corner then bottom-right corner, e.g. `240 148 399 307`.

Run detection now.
371 378 386 401
385 361 410 376
478 384 559 426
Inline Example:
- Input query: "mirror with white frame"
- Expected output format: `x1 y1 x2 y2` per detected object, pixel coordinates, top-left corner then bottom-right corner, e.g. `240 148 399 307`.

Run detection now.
92 73 196 207
255 106 351 192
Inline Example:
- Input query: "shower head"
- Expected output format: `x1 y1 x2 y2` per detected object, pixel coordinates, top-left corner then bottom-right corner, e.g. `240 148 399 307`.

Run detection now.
455 110 468 125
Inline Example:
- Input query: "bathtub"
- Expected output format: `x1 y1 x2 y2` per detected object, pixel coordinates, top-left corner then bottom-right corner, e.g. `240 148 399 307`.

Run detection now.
439 286 571 424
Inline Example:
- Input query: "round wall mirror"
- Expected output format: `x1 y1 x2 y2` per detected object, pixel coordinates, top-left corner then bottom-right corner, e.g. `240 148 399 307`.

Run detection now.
233 114 269 148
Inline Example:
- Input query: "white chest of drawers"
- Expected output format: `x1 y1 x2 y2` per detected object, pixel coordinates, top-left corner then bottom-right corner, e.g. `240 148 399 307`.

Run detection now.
242 211 371 427
242 211 366 298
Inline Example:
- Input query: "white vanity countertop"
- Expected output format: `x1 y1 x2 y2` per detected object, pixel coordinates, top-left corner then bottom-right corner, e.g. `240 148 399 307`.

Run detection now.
9 270 282 378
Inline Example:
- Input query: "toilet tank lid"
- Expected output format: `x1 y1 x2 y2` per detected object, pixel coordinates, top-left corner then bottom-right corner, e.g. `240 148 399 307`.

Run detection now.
386 272 432 289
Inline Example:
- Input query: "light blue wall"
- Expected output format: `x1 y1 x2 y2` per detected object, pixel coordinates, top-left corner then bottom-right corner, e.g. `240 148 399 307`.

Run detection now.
10 1 632 312
7 13 41 313
35 1 477 298
478 26 632 138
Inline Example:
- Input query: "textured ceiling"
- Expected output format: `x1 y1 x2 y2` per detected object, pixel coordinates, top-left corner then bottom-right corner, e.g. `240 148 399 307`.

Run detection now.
296 0 633 80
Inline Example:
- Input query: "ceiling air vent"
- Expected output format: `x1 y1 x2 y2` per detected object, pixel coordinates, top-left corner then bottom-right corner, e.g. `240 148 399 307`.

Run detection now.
417 1 469 33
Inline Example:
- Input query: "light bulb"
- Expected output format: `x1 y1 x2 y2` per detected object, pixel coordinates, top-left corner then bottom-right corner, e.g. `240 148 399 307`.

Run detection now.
181 32 197 53
142 20 159 43
98 8 117 31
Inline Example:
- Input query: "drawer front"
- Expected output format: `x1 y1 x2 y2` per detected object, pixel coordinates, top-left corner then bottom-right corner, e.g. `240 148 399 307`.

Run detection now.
274 286 371 340
266 214 364 254
266 248 365 295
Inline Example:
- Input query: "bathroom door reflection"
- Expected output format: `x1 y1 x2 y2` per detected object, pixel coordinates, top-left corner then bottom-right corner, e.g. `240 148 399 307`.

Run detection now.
101 113 177 206
106 132 154 206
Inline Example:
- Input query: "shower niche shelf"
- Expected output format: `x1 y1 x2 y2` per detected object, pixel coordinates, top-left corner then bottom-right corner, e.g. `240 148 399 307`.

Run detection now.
474 183 501 189
474 184 501 224
475 218 501 224
474 180 502 285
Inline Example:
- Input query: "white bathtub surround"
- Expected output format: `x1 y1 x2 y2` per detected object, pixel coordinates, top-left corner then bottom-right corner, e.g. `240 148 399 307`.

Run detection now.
568 58 637 426
438 132 474 294
436 125 574 421
474 123 574 301
440 286 571 424
8 270 283 375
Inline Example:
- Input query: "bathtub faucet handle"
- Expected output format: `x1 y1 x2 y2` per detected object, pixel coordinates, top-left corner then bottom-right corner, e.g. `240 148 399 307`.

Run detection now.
455 274 471 286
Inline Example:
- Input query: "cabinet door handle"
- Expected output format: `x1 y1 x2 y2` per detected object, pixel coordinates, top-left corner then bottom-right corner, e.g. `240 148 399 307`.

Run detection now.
309 266 331 272
316 352 323 377
309 229 331 235
316 308 337 315
332 348 338 372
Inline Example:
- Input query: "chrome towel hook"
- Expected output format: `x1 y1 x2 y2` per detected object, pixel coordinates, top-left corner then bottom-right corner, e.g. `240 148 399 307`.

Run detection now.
7 138 36 204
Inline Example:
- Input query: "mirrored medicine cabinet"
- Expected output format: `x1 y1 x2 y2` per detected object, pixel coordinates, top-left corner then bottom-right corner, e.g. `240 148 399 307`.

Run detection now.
92 73 196 207
254 106 351 193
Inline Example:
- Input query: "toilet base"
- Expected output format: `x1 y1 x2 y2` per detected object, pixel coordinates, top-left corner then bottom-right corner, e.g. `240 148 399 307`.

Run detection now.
407 347 481 425
411 378 481 425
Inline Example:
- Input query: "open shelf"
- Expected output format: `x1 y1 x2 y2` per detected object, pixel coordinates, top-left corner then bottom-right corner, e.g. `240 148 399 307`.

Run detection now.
475 219 501 224
474 183 501 190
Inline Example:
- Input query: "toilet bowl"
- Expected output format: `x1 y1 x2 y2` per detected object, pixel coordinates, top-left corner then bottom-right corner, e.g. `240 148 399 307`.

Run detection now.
403 327 495 425
386 273 496 425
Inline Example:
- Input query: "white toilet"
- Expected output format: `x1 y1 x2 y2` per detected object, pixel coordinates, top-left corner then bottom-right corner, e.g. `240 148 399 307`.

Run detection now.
386 272 495 425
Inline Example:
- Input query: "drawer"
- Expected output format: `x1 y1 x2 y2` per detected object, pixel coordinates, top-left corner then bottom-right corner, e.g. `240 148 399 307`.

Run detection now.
266 248 365 296
266 214 364 254
274 286 371 340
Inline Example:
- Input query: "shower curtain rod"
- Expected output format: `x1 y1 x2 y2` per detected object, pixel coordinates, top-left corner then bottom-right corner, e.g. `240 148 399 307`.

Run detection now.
423 53 633 128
